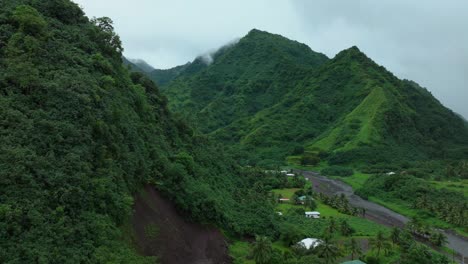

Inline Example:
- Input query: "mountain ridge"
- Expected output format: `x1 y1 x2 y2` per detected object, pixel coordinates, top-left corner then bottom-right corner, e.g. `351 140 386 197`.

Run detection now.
150 29 468 166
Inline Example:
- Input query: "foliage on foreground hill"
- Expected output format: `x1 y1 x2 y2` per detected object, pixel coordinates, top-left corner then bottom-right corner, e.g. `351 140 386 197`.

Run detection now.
0 1 278 262
155 29 468 168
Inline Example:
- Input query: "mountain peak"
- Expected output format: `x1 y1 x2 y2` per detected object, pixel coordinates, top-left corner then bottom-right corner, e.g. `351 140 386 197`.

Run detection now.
336 45 367 59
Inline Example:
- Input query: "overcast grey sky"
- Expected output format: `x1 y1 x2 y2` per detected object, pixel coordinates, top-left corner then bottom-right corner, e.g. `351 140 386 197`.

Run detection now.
73 0 468 118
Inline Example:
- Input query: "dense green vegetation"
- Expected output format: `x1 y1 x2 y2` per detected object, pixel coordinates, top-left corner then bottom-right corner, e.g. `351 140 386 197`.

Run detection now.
0 1 279 262
153 29 468 168
356 173 467 232
230 178 451 264
1 1 465 263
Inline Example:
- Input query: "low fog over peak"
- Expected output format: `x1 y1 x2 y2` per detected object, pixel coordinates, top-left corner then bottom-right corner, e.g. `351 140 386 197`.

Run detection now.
73 0 468 119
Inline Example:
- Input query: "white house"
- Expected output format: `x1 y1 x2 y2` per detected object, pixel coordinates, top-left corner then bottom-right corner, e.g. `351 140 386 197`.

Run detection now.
297 238 322 250
280 170 288 174
276 212 283 216
305 211 320 219
386 172 396 175
286 173 295 177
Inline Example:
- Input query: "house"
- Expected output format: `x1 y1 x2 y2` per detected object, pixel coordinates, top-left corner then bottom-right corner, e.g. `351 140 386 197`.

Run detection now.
276 212 283 216
286 173 295 177
297 238 322 250
386 172 396 175
341 260 366 264
278 198 290 203
297 195 307 205
305 211 320 219
280 170 288 174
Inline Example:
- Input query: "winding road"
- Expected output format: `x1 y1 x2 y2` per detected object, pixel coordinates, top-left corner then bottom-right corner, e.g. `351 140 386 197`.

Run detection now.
295 170 468 263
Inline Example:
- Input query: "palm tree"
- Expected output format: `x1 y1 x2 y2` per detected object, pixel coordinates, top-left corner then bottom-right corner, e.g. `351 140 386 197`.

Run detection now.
390 227 401 246
305 196 317 210
252 235 272 264
340 219 353 236
346 238 362 260
326 217 337 235
370 231 387 257
430 232 447 247
317 236 341 264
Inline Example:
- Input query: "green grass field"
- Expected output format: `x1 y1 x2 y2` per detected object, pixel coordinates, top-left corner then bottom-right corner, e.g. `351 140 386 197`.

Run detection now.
273 188 389 237
331 172 371 190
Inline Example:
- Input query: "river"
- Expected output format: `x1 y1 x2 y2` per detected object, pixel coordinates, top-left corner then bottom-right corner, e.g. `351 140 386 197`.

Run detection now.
295 170 468 263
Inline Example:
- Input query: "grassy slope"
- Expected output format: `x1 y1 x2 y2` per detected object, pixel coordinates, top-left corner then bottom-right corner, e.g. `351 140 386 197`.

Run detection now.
310 86 387 152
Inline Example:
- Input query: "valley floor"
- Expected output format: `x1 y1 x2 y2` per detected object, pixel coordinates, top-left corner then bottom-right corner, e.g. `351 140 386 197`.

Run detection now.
295 169 468 262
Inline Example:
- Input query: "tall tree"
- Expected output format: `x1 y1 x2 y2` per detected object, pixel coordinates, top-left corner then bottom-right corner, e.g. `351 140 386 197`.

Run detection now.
340 219 354 236
346 238 362 260
370 231 389 257
317 236 341 264
430 232 447 247
390 227 401 246
252 235 273 264
305 196 317 210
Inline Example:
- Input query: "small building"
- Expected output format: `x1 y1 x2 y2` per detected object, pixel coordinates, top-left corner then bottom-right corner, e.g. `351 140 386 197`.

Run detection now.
280 170 288 174
297 238 322 250
297 195 307 205
276 212 283 216
386 172 396 175
278 198 290 203
286 173 295 177
305 211 320 219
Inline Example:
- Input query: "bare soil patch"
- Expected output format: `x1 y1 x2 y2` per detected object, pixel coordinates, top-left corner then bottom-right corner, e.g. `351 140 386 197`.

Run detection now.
131 185 232 264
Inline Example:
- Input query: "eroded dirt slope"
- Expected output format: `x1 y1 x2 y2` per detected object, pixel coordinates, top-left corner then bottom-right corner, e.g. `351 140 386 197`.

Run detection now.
132 185 232 264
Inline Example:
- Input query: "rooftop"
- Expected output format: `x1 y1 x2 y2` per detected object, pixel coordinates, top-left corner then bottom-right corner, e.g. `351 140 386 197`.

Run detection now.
298 238 322 250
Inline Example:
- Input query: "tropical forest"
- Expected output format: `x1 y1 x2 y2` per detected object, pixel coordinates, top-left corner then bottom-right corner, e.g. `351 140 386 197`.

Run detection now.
0 1 466 264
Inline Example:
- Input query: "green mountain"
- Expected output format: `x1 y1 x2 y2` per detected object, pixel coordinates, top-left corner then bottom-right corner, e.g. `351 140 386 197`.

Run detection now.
128 58 155 73
123 56 145 72
147 62 191 86
156 30 468 166
0 1 276 262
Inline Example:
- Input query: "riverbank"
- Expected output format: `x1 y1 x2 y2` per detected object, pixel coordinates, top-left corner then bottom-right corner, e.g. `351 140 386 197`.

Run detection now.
295 169 468 263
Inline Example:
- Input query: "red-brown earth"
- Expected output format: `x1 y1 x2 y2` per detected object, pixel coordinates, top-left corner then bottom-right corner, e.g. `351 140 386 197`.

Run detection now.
131 185 232 264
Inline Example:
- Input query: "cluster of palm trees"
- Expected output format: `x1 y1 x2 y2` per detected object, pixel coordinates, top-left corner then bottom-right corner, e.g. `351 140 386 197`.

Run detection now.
324 217 355 237
412 194 467 227
316 193 361 216
251 228 415 264
369 231 392 257
406 217 448 247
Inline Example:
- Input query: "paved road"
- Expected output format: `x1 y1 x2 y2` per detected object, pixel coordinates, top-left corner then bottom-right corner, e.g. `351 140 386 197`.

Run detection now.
296 170 468 262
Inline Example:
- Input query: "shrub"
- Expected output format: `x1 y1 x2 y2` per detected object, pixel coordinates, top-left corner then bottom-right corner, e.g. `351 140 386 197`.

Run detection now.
321 166 354 177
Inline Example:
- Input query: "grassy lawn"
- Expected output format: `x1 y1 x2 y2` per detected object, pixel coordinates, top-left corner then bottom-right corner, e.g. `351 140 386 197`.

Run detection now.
272 188 389 237
331 172 371 190
229 241 254 264
271 188 300 198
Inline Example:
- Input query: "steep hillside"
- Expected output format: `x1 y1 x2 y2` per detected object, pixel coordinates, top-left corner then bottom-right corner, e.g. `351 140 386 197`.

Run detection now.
147 62 192 86
0 1 277 263
162 29 328 136
158 32 468 166
128 58 155 73
123 57 142 72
